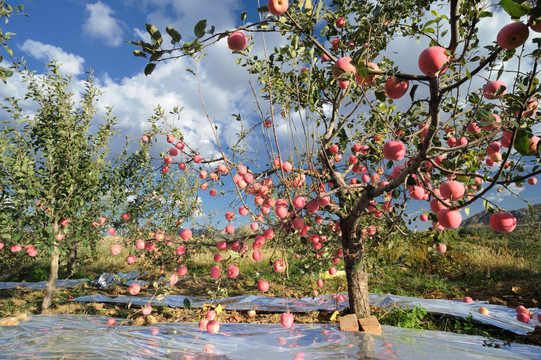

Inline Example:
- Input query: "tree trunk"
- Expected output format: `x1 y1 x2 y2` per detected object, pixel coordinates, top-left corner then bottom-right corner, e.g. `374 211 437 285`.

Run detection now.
42 225 60 311
341 216 371 318
343 249 371 318
67 241 78 275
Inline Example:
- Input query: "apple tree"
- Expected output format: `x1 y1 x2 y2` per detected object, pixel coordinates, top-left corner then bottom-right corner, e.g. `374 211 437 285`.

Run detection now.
0 1 25 83
0 63 128 310
129 0 541 320
101 106 202 277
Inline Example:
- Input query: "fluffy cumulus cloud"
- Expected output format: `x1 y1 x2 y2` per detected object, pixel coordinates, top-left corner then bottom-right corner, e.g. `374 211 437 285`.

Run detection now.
19 40 85 76
83 1 125 47
96 42 252 158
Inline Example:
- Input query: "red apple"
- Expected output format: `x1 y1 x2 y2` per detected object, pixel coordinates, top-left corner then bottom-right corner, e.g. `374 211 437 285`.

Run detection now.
440 180 465 200
382 141 406 161
483 80 507 100
110 244 122 256
268 0 288 16
335 17 346 28
210 265 221 279
409 186 425 200
437 209 462 229
385 77 409 99
418 46 449 77
180 228 192 240
435 243 447 253
199 319 209 331
206 310 217 321
355 62 380 87
489 213 517 233
258 280 270 292
517 313 530 323
281 312 294 328
226 264 239 278
227 31 247 51
497 22 529 50
142 305 152 315
273 259 286 273
333 57 356 79
206 320 220 334
177 265 188 276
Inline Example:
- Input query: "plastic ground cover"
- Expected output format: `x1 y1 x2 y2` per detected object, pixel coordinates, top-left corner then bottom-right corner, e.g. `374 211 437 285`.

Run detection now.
2 276 538 336
0 314 539 359
73 293 540 336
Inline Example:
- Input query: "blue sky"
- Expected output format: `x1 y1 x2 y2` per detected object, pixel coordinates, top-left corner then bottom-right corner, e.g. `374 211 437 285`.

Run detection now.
1 0 540 231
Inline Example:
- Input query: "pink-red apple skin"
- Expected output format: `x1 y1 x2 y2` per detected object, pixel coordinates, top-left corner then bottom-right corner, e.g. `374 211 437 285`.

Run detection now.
385 77 409 99
437 209 462 229
517 313 530 323
281 312 294 328
497 22 529 50
435 243 447 253
483 80 507 100
129 283 141 295
382 141 406 161
418 46 449 77
489 213 517 233
355 62 380 87
440 180 465 200
268 0 288 16
207 320 220 334
333 57 356 79
258 280 270 292
227 31 247 51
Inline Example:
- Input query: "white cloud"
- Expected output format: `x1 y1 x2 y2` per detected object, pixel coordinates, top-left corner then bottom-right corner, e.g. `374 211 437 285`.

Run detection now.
83 1 125 48
19 40 85 76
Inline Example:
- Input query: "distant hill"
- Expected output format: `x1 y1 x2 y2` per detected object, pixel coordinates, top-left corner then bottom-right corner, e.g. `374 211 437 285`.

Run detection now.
461 203 541 229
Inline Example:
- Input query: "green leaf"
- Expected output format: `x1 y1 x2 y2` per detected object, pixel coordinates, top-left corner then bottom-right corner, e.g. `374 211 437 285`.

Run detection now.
514 127 532 155
133 50 147 58
194 19 207 38
498 0 528 18
375 90 386 102
183 298 191 309
144 63 156 76
146 24 163 46
3 44 13 58
165 26 182 43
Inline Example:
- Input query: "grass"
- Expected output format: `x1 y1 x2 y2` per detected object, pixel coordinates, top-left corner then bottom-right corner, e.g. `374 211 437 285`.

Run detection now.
0 228 539 346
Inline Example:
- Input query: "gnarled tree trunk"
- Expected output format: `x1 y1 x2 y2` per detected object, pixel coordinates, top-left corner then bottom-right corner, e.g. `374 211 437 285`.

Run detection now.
42 223 60 311
341 215 371 318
